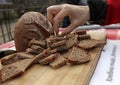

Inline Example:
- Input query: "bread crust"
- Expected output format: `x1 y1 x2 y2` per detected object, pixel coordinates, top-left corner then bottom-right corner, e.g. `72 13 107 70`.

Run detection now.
14 12 53 52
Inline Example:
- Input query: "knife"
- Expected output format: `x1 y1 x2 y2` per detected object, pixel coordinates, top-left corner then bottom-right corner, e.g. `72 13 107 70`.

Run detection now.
75 24 120 30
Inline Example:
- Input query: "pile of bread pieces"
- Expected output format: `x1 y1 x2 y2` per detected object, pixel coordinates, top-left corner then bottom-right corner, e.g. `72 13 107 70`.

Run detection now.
0 30 106 83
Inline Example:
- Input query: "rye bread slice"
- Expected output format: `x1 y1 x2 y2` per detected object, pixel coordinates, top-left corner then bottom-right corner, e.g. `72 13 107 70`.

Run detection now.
16 52 34 59
0 64 24 83
33 48 52 63
51 44 68 53
31 44 44 51
26 48 41 55
50 40 66 49
49 54 67 69
65 34 78 49
28 39 47 48
72 30 86 35
1 52 34 66
77 39 106 50
1 53 17 66
39 53 59 65
14 58 34 71
68 47 91 64
61 49 72 59
46 36 65 48
78 34 91 41
0 58 37 82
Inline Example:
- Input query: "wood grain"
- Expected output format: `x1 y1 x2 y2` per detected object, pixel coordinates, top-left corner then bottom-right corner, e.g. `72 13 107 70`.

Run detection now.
1 47 103 85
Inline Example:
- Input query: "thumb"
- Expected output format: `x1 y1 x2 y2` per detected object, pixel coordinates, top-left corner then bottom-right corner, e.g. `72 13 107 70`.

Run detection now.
60 23 77 36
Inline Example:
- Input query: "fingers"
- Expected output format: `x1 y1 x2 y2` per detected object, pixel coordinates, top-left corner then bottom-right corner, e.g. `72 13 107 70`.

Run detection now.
60 23 76 36
47 5 62 24
53 7 69 34
47 7 56 24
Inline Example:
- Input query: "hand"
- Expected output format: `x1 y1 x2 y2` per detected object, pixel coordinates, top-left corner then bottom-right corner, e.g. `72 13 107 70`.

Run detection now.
47 4 90 36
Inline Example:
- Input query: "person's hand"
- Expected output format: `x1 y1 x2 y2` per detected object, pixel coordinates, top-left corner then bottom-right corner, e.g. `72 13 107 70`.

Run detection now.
47 4 90 36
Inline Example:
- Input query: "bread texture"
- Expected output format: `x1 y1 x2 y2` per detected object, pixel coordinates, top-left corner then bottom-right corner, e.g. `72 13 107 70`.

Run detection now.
0 64 24 82
78 34 91 41
77 39 106 50
49 54 67 69
1 52 34 66
39 53 59 65
68 47 91 64
72 30 86 35
14 12 53 52
28 39 47 48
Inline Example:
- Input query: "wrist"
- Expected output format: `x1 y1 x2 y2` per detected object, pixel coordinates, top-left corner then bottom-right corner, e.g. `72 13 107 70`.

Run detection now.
78 5 90 21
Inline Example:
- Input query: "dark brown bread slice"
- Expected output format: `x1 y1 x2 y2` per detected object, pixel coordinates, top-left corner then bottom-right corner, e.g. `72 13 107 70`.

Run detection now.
28 39 47 48
1 52 34 66
50 40 66 49
78 34 91 41
51 44 68 53
26 48 40 55
68 47 91 64
33 48 52 63
14 58 35 71
72 30 86 35
49 54 67 69
66 34 78 49
77 39 106 50
46 35 65 42
0 64 24 83
39 53 59 65
46 36 66 48
31 44 44 51
16 52 34 59
1 53 17 66
61 49 72 59
0 58 38 82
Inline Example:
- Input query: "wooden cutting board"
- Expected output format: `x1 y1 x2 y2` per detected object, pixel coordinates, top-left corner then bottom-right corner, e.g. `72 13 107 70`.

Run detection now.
1 46 103 85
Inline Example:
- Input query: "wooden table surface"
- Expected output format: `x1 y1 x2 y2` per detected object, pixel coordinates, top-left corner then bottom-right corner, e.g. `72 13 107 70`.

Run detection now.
1 47 103 85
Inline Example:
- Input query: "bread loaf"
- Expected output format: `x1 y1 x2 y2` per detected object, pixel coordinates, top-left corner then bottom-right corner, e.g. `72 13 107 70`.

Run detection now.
14 12 53 52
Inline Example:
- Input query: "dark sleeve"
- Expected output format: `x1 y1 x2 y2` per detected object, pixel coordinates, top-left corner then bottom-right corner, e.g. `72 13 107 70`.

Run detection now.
87 0 107 21
62 0 80 5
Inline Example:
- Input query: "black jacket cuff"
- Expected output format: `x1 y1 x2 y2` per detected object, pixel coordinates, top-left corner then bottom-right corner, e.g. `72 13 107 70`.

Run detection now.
87 0 107 21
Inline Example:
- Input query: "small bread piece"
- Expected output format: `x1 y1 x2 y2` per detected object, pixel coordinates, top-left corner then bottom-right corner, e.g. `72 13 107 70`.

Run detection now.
51 44 68 53
0 64 24 82
39 53 59 65
33 48 52 63
28 39 46 48
78 34 91 41
50 40 66 49
31 45 44 51
66 34 78 49
16 52 34 59
73 30 86 35
61 49 72 59
46 36 65 48
77 39 106 50
14 58 34 71
1 53 17 65
1 52 34 66
26 48 41 55
68 47 91 64
49 54 67 69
